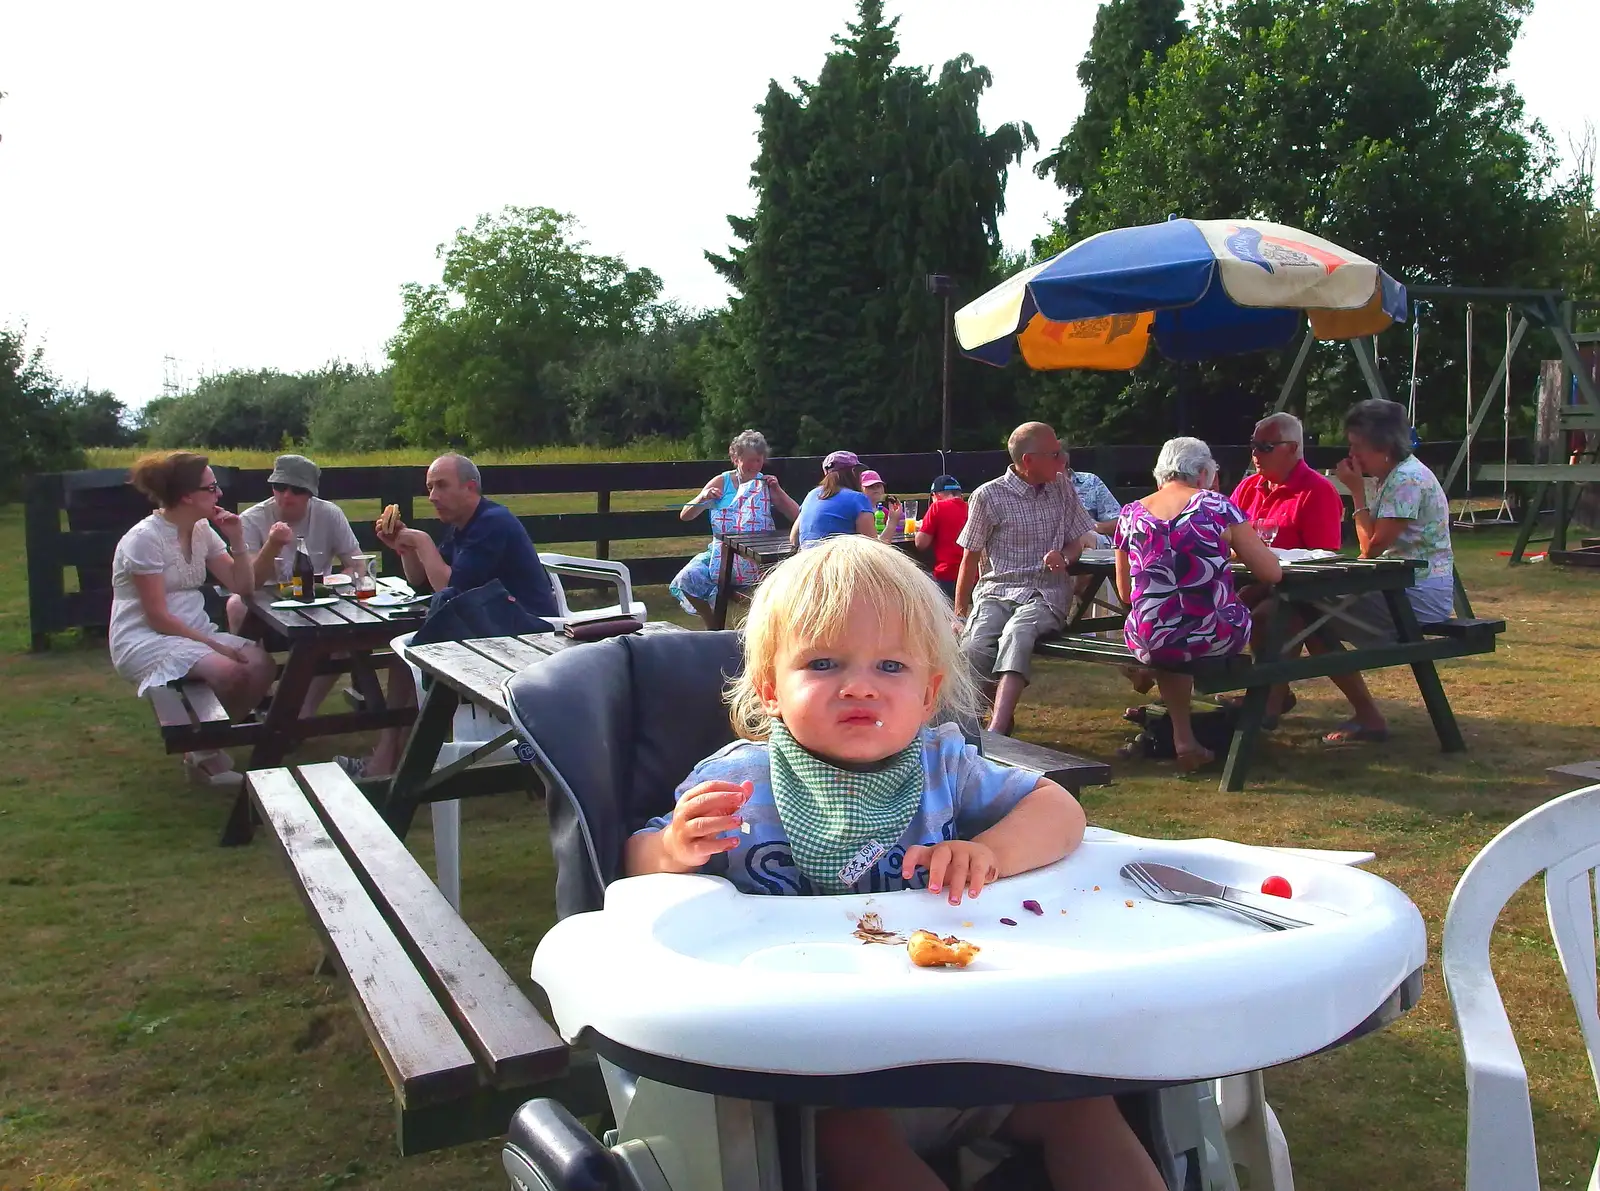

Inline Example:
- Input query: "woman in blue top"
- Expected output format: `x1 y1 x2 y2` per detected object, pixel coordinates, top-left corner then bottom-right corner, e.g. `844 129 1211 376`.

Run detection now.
791 450 877 547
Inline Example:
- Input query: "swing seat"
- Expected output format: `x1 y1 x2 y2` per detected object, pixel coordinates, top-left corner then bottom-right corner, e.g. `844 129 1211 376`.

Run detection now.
496 632 1426 1191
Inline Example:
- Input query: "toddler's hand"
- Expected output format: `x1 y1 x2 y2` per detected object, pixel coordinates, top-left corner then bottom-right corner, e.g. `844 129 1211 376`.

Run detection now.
662 780 752 871
902 840 999 904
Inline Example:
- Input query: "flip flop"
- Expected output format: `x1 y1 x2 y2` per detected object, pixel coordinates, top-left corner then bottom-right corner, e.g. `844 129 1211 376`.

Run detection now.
1175 747 1216 773
1322 721 1390 745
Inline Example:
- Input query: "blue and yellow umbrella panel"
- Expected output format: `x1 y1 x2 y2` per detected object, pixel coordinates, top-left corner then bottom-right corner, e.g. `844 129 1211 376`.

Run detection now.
956 217 1407 371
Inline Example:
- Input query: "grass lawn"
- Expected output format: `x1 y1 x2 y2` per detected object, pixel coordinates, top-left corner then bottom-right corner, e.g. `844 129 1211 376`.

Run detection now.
2 496 1598 1189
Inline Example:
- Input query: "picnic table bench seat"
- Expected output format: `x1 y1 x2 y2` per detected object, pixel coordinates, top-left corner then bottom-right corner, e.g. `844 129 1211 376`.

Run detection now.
1035 616 1506 687
248 761 605 1154
147 680 262 755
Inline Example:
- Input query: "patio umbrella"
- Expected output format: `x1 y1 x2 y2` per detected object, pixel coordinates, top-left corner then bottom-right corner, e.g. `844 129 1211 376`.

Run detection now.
955 217 1406 371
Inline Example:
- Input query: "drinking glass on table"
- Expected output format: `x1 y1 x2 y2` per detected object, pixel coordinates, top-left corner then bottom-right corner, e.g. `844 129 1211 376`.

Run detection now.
1253 520 1280 548
273 553 295 596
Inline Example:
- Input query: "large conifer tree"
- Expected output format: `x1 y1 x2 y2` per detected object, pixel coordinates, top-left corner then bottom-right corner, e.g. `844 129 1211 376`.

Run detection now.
1034 0 1186 239
700 1 1034 453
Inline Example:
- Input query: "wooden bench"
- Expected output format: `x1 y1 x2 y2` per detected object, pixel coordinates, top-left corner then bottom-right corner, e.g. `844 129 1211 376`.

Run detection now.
979 730 1112 792
146 680 260 755
248 762 604 1154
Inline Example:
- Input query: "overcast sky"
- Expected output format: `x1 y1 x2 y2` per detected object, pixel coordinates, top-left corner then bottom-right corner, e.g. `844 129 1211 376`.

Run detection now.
1 0 1596 408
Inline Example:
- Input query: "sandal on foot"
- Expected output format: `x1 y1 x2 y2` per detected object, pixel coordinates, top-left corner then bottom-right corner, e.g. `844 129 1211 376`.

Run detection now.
1175 747 1216 773
1322 721 1390 745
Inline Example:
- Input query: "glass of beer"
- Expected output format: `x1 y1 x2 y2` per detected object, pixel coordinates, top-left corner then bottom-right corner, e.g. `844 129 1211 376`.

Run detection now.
274 554 295 597
347 554 378 600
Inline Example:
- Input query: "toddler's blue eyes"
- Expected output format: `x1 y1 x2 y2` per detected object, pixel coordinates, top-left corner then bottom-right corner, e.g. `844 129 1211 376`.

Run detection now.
878 660 907 674
805 658 837 671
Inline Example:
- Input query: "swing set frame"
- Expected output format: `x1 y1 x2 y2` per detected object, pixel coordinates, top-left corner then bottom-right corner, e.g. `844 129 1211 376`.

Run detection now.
1270 285 1600 565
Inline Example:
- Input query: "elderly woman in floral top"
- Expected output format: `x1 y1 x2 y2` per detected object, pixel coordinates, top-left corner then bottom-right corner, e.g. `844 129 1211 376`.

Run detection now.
1316 398 1457 744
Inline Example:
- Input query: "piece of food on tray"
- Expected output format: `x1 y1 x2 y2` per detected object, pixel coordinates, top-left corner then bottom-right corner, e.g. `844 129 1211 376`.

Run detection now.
907 929 980 968
853 911 906 945
375 504 401 537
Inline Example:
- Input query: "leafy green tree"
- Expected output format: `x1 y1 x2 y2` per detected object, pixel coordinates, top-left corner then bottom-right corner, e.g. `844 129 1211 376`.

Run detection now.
388 206 662 450
700 0 1034 453
1033 0 1187 239
144 368 319 449
546 305 711 447
61 387 138 447
0 328 84 499
1030 0 1569 444
305 367 402 454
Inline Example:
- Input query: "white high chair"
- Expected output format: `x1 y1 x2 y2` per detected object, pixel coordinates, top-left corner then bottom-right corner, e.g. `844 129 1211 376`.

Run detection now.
393 554 645 911
1443 782 1600 1191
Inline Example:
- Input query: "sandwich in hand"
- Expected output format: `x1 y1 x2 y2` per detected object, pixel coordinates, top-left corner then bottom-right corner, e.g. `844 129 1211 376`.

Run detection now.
375 504 402 537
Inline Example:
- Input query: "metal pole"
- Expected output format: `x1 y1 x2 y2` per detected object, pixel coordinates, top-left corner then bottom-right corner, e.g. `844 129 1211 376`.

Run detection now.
941 292 953 452
1349 337 1392 403
1271 326 1316 413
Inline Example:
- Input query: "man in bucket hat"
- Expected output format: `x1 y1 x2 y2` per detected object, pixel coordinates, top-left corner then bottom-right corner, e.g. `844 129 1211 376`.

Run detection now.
225 454 361 633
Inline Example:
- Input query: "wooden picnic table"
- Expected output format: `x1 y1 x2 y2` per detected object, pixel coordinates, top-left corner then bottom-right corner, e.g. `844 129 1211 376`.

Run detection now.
1045 553 1504 792
216 584 428 844
383 624 690 839
709 529 926 630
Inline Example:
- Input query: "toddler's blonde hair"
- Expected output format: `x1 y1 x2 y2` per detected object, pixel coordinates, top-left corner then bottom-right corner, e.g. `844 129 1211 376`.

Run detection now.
727 535 979 740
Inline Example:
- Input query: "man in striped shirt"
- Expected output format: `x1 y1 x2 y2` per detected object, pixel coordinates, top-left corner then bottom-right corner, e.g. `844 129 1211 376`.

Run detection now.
954 422 1095 735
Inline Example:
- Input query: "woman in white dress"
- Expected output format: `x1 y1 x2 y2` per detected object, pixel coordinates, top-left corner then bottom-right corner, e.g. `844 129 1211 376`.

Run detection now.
110 452 277 785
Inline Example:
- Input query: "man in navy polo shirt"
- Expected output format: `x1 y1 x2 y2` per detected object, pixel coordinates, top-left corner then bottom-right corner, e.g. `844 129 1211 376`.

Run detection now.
343 455 557 778
377 453 557 616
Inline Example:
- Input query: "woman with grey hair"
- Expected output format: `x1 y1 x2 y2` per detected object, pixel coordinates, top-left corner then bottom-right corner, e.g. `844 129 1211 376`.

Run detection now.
671 430 799 627
1317 398 1455 744
1114 437 1283 769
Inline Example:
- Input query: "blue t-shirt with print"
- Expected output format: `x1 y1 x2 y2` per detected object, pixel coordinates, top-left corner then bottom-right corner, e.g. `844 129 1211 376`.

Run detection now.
637 722 1040 896
795 486 874 546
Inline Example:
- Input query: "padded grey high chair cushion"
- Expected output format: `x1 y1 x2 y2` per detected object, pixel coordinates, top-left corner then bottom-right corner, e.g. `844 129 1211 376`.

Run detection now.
506 629 743 919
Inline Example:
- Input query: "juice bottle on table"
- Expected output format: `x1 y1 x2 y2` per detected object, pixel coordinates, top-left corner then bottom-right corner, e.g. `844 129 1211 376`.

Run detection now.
292 537 316 601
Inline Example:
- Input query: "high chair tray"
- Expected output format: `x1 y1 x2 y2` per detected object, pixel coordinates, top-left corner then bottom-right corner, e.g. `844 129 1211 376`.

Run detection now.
532 829 1424 1103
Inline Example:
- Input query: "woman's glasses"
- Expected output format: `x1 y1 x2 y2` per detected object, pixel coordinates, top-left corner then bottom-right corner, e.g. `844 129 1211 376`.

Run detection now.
198 482 222 494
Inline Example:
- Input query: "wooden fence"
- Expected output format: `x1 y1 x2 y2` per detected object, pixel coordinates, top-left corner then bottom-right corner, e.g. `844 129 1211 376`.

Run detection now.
21 440 1498 650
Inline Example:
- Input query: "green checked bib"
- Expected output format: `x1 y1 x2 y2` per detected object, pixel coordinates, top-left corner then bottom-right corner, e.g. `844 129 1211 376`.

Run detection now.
767 721 926 893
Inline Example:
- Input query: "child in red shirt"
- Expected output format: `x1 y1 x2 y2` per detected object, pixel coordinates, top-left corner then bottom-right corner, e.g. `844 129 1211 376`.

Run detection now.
914 474 968 599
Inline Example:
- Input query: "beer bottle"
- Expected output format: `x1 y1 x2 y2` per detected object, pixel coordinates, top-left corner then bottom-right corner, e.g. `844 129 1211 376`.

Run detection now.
293 537 316 602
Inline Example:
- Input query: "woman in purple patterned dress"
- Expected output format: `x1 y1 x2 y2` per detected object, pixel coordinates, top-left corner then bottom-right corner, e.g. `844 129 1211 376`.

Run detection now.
1114 438 1283 770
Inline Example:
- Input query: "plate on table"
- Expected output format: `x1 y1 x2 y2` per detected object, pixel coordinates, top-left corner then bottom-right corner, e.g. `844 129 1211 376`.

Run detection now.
270 596 342 609
321 573 353 588
367 591 430 609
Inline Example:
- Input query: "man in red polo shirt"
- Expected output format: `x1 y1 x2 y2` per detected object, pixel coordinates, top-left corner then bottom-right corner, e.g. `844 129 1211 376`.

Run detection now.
1230 413 1343 550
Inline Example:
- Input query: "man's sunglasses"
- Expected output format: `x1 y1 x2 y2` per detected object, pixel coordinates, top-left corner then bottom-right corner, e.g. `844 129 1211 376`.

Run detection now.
1250 440 1291 454
270 483 312 496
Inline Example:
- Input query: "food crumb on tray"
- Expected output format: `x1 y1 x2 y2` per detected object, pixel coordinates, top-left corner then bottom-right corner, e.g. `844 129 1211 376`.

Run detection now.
907 930 980 968
853 911 907 945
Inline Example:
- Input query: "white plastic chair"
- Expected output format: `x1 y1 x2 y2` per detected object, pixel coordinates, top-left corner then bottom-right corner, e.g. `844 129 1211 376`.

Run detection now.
1443 782 1600 1191
390 555 646 911
540 552 646 624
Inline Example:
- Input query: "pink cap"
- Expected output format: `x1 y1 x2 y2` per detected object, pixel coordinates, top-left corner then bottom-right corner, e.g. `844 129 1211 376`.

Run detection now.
859 470 884 487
